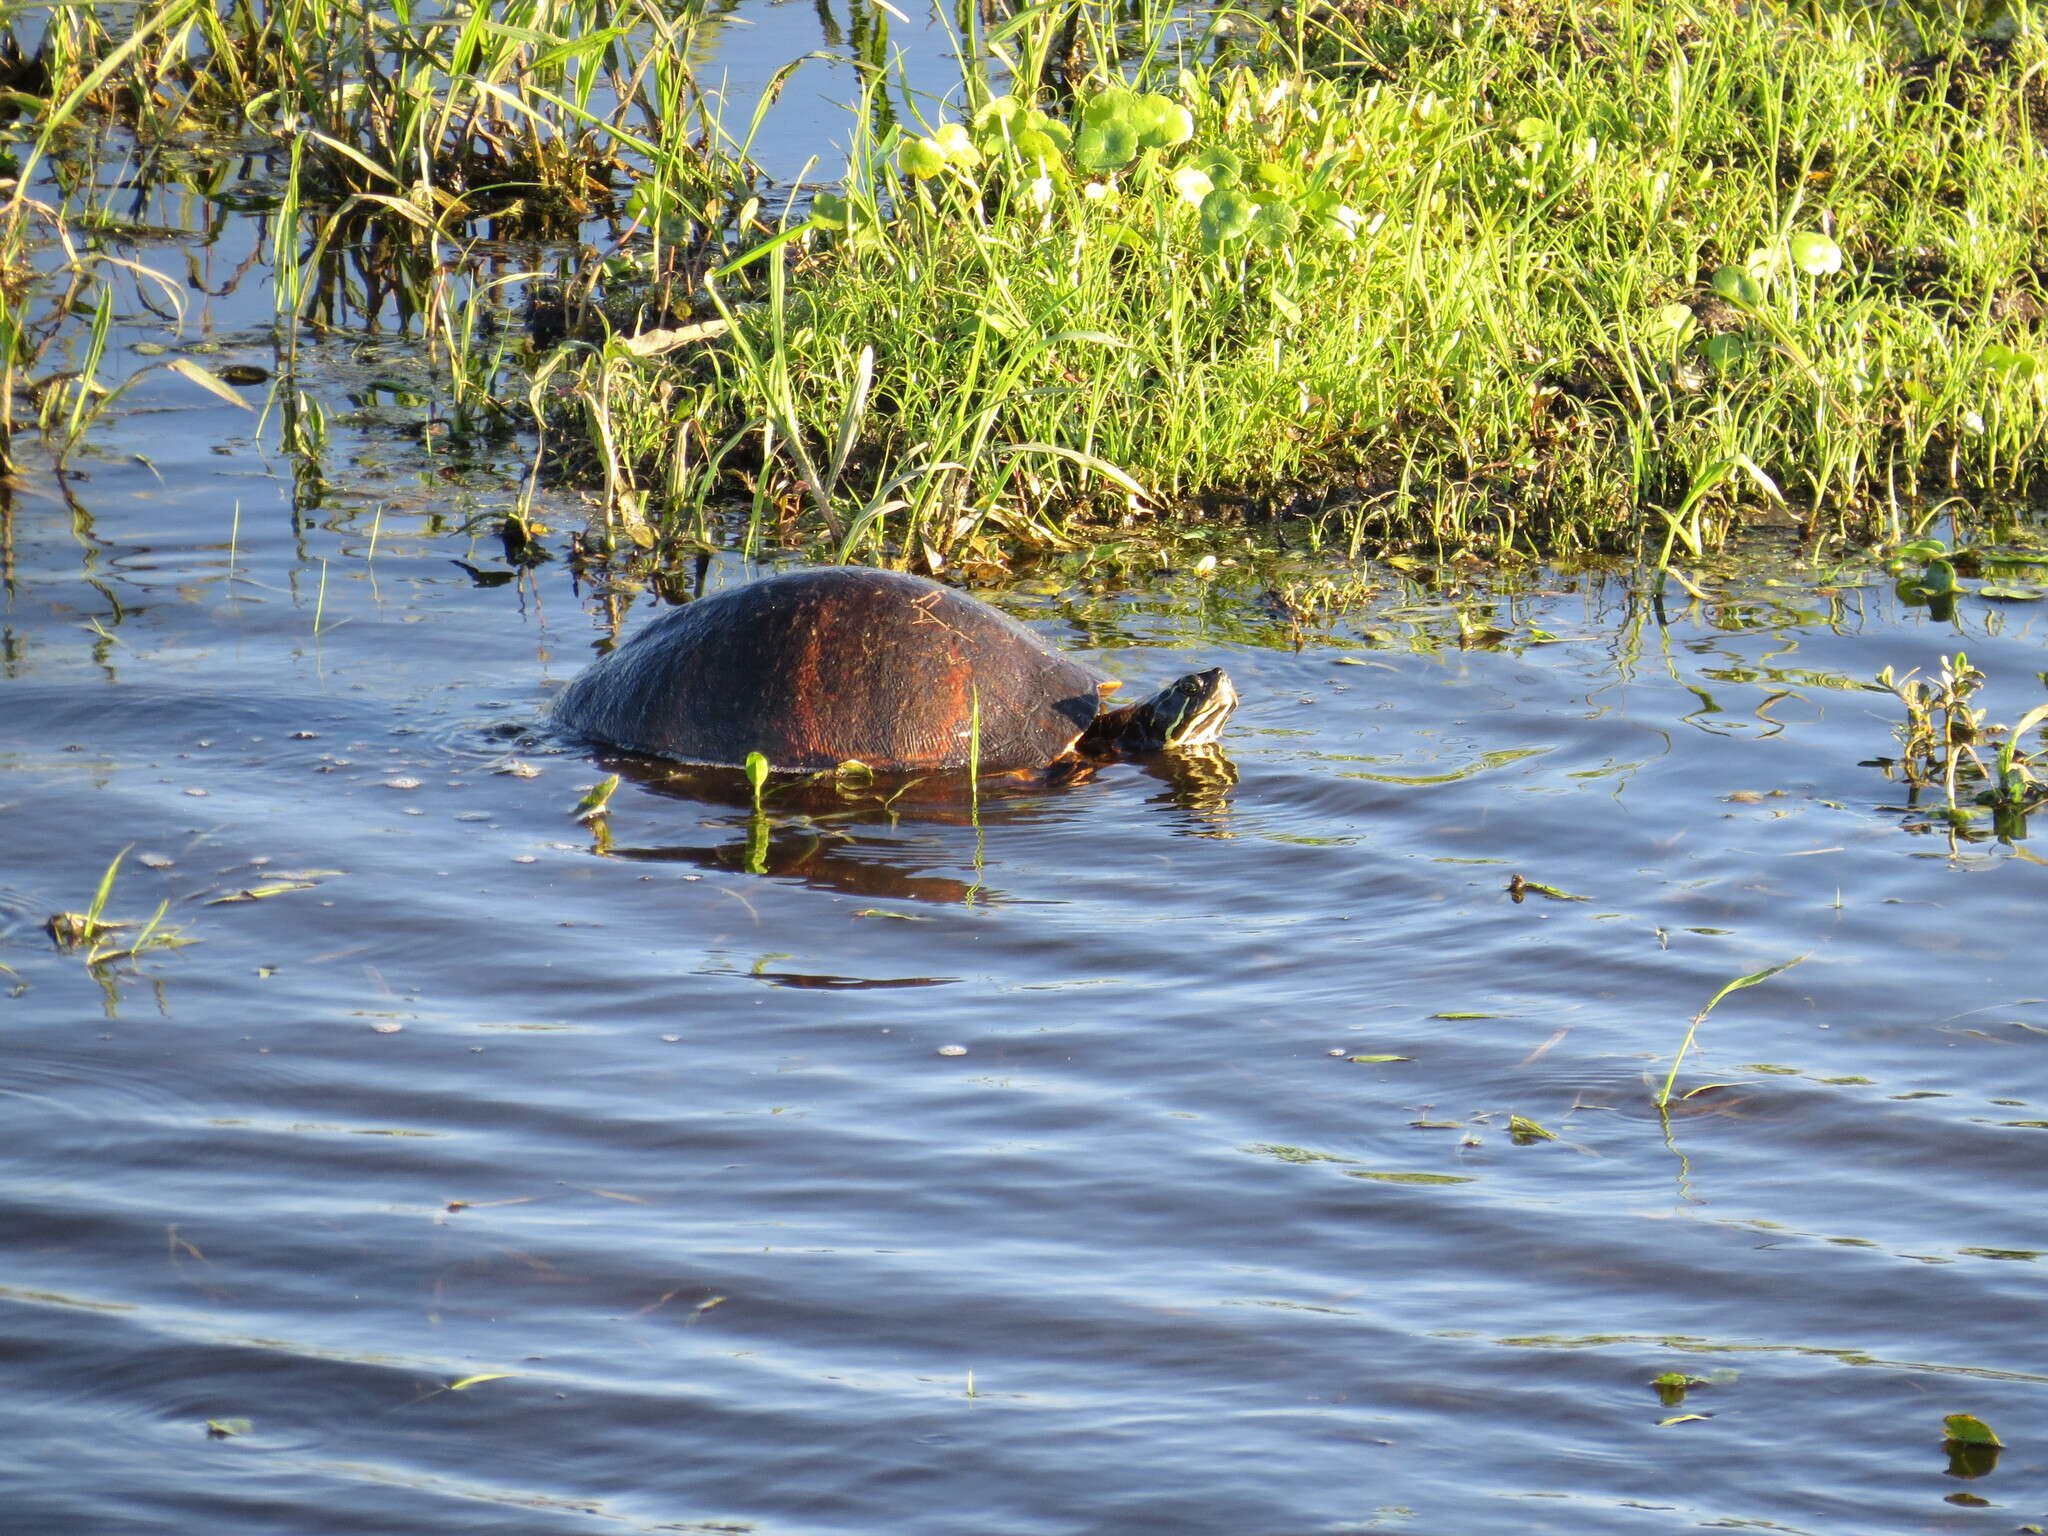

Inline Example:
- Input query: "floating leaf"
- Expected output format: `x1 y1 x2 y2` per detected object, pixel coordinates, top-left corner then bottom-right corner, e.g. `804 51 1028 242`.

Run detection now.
1252 1143 1355 1164
1346 1053 1413 1064
168 357 257 410
1976 584 2045 602
1343 1170 1476 1185
1658 1413 1714 1426
1508 1115 1557 1141
449 1373 516 1391
574 774 620 822
205 1418 252 1438
1942 1413 2004 1447
1506 875 1588 902
203 881 319 905
1651 1371 1706 1404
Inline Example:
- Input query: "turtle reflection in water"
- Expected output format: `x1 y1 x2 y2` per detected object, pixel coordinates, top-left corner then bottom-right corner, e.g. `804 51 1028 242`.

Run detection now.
551 567 1237 782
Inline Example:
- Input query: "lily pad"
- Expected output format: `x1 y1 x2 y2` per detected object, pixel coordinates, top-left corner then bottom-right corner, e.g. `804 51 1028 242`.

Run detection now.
1942 1413 2003 1447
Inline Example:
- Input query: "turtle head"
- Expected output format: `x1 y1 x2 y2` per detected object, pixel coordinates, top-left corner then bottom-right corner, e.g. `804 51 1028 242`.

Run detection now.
1115 667 1237 753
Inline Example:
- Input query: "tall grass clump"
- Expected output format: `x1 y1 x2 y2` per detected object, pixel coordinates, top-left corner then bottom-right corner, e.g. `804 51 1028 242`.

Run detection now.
551 0 2048 567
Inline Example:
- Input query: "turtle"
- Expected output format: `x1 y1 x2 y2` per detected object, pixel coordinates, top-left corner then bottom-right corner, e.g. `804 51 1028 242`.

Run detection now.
550 567 1237 773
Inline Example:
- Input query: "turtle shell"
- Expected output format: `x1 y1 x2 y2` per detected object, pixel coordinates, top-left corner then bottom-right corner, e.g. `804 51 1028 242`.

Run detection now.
551 568 1114 771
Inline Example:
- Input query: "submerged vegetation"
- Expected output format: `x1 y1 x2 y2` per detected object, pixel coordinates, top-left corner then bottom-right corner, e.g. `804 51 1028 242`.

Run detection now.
5 0 2048 570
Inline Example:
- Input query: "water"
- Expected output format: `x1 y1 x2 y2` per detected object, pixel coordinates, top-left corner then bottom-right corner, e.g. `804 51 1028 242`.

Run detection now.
8 12 2048 1536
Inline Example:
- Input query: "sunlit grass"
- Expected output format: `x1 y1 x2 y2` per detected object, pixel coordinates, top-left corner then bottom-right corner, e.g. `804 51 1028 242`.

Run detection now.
6 0 2048 569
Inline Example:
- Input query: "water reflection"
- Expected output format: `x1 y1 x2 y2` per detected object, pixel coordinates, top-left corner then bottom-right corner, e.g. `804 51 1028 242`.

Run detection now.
589 742 1242 898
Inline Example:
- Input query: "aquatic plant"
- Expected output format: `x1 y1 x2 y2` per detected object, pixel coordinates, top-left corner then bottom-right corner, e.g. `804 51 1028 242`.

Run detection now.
1873 653 2048 839
43 848 191 969
1658 955 1809 1110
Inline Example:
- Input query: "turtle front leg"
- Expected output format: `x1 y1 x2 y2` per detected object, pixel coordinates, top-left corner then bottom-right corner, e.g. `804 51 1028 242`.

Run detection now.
1045 753 1101 787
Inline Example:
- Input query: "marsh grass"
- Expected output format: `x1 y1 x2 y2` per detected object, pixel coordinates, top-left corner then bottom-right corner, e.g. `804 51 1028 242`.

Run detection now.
42 847 191 968
1658 954 1810 1110
7 0 2048 568
1874 650 2048 837
545 0 2048 567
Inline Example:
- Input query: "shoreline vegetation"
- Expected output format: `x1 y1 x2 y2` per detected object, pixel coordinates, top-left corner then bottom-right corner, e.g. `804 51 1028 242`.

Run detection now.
3 0 2047 579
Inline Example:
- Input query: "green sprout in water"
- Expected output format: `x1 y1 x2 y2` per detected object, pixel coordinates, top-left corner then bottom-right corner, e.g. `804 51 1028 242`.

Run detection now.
1658 955 1809 1109
1873 656 2048 840
44 847 191 969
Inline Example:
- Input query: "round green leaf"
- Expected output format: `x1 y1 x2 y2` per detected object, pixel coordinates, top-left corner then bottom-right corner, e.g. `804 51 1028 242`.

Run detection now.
1648 302 1696 342
1025 112 1073 154
1082 89 1138 129
1170 166 1214 207
1186 146 1242 187
1199 187 1256 248
1248 199 1300 249
1710 265 1764 309
1129 94 1195 149
1075 120 1140 172
972 94 1025 131
809 191 850 230
1303 189 1362 240
1981 344 2041 378
932 123 980 169
1253 161 1301 197
1016 127 1068 175
1703 333 1746 368
898 136 947 179
1786 231 1843 276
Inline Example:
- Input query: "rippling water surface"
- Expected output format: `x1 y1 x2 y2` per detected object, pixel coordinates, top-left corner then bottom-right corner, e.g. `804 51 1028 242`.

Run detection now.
8 13 2048 1536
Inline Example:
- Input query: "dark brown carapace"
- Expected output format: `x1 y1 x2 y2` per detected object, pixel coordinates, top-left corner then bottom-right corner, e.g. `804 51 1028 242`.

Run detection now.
552 568 1118 771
